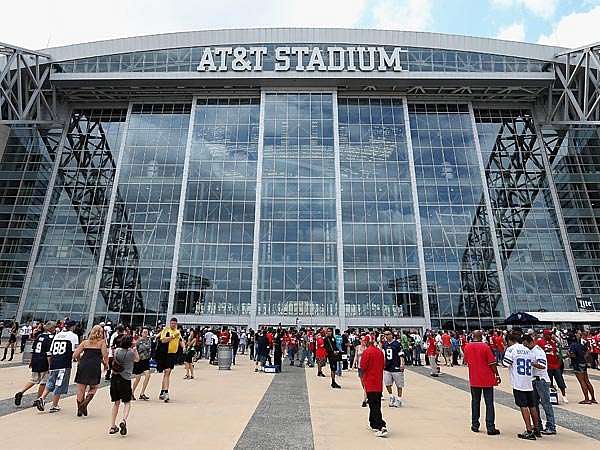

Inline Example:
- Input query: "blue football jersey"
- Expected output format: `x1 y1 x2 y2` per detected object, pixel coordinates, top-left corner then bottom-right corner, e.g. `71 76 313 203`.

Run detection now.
383 340 404 372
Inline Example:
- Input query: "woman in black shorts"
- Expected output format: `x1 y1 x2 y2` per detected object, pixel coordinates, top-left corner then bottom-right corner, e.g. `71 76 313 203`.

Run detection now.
569 332 597 404
1 323 17 361
132 328 152 400
109 335 139 436
184 329 197 379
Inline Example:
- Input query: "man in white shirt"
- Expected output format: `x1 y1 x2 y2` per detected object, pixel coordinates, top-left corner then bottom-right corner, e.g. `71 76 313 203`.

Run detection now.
523 334 556 435
503 332 540 441
19 322 32 353
204 330 215 360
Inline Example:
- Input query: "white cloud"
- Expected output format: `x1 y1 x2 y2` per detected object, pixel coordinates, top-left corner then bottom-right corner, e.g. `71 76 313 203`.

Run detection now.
490 0 557 20
1 0 370 50
496 22 526 41
538 5 600 47
372 0 433 31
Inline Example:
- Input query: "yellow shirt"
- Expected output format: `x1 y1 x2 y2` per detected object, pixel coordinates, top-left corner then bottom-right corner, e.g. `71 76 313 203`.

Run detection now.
159 327 181 354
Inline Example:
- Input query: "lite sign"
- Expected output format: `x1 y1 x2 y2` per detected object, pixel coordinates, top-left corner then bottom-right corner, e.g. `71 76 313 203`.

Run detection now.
196 46 406 72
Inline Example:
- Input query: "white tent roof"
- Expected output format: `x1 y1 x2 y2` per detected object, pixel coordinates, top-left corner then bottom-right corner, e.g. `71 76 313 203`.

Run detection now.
526 311 600 323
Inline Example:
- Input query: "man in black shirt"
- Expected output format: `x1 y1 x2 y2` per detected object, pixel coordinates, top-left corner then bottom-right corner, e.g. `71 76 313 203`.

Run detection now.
324 328 341 389
14 321 56 406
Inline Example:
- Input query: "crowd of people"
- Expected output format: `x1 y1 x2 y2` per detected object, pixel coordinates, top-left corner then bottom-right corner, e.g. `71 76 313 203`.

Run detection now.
3 318 600 440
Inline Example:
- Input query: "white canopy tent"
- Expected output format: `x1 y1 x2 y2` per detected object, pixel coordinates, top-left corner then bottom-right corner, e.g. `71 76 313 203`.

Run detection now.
526 312 600 323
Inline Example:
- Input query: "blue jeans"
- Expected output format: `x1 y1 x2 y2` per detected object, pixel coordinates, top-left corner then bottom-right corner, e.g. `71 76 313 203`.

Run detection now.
413 345 422 365
533 378 556 431
470 387 496 432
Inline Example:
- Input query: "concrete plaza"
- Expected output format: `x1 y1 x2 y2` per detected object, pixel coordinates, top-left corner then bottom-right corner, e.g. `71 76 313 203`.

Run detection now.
0 352 599 449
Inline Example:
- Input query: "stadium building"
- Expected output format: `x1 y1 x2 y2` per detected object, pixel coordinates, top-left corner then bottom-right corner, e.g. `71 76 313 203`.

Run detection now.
1 28 599 331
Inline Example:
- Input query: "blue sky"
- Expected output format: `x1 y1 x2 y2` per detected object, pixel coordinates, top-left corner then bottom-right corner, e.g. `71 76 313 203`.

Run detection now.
2 0 599 49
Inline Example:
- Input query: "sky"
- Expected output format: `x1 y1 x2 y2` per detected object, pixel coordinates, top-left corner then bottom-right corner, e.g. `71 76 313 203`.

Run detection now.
2 0 599 50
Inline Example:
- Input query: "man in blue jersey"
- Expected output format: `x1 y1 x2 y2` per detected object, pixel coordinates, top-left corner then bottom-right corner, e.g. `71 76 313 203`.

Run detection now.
34 320 79 413
14 321 56 406
382 329 405 407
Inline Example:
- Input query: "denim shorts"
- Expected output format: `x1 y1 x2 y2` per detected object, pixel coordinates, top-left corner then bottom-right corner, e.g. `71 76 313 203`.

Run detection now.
46 368 71 395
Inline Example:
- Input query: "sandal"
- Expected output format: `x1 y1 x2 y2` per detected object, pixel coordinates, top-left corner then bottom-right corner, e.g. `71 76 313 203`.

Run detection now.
119 420 127 435
109 426 119 435
590 399 598 404
579 400 592 404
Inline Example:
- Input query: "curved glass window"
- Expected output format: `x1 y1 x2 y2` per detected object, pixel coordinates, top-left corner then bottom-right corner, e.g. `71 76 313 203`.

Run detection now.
55 44 548 74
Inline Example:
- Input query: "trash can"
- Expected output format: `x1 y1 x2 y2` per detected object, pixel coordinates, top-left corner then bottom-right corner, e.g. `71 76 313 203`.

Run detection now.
218 344 232 370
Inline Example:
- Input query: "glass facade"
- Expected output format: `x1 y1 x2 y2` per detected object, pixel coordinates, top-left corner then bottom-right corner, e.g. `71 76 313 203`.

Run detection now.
176 98 260 317
338 98 422 318
23 110 127 321
552 127 600 311
56 45 548 74
5 90 594 328
257 93 338 317
409 104 504 330
0 126 59 319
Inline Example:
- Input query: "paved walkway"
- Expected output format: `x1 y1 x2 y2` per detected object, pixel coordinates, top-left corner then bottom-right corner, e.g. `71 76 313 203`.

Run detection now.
1 356 599 449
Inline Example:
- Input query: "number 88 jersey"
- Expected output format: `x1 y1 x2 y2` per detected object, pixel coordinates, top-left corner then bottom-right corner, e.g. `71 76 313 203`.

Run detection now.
49 330 79 370
503 343 534 391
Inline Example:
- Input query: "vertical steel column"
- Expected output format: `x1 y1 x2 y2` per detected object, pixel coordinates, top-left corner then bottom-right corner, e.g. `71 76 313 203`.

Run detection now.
167 97 198 318
86 103 133 329
249 90 266 330
402 98 431 329
332 90 346 330
16 122 70 322
534 125 583 298
468 103 511 319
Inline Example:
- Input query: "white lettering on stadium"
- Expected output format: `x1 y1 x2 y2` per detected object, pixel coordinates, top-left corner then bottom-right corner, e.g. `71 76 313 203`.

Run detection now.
196 46 406 72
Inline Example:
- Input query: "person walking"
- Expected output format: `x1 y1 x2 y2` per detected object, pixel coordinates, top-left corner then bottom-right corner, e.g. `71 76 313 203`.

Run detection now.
382 330 405 407
156 318 185 402
105 325 124 381
1 323 18 361
538 330 568 404
315 330 327 377
34 320 79 413
254 330 269 372
522 334 556 435
355 334 368 407
14 321 56 406
463 330 501 435
324 328 341 388
132 328 152 400
239 330 247 355
426 332 439 377
203 328 214 360
184 329 197 379
231 329 240 365
360 335 388 437
73 325 108 417
108 335 139 436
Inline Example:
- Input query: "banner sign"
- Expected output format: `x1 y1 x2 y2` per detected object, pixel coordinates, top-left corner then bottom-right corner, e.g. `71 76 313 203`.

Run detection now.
196 46 406 72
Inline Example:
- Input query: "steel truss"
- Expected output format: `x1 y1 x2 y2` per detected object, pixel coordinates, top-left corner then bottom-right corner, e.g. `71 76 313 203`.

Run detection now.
0 42 56 124
56 110 144 314
459 111 565 317
547 42 600 125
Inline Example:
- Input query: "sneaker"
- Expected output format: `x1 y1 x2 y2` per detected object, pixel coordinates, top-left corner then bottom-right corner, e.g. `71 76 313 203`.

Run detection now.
541 429 556 435
395 398 403 407
49 406 61 413
163 393 170 403
139 394 149 401
14 391 23 406
159 392 165 400
361 401 368 408
331 382 341 389
376 427 388 438
388 396 396 407
487 429 500 436
471 426 479 433
517 431 536 440
34 397 45 411
533 429 542 438
563 397 569 404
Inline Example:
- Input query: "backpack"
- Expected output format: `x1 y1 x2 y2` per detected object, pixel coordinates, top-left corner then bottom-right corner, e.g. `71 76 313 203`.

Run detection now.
111 349 124 373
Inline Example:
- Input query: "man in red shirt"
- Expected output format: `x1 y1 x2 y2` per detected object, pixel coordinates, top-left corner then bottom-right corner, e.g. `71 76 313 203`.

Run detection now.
441 331 452 366
538 330 568 403
219 326 231 345
360 335 388 438
464 330 501 435
492 331 505 364
426 332 439 377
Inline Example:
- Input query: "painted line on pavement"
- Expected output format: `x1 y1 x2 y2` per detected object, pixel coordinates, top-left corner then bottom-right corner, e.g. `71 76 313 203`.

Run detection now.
234 364 314 450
